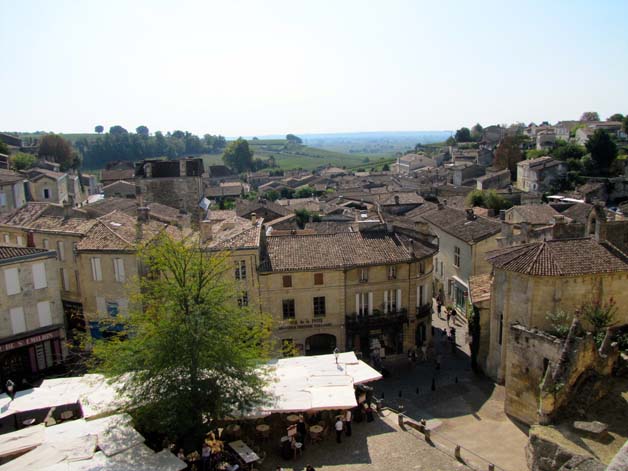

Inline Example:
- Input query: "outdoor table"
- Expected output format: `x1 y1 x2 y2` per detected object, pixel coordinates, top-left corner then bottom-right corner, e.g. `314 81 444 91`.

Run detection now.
309 425 323 442
286 414 299 424
255 424 270 438
229 440 259 464
225 424 242 439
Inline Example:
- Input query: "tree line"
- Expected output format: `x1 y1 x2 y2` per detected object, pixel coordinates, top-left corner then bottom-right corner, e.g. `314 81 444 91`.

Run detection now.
77 126 226 168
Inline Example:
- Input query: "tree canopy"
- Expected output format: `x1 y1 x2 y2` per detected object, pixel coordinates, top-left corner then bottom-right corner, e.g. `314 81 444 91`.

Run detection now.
585 129 617 174
454 127 472 142
94 125 104 134
222 138 254 173
608 113 624 122
493 135 524 175
0 140 8 155
580 111 600 122
10 152 37 170
286 134 303 144
466 189 513 211
109 125 128 135
550 141 586 161
90 236 273 446
136 125 149 137
471 123 483 141
38 134 77 170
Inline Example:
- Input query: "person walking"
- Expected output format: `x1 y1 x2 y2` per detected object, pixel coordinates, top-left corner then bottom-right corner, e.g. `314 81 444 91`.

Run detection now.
306 466 316 471
335 417 343 443
344 409 352 437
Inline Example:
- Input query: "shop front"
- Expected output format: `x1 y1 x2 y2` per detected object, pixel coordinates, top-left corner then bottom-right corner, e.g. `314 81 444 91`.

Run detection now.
0 326 66 385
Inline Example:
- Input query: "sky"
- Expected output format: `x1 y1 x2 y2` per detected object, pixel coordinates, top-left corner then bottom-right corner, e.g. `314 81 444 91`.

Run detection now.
1 0 627 136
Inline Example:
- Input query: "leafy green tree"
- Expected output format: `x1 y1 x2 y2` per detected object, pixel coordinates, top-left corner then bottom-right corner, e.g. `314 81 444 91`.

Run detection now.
90 236 273 446
550 141 585 161
546 310 572 338
382 163 390 171
623 116 628 134
10 152 37 170
0 140 8 155
526 149 547 160
286 134 303 144
295 185 314 198
94 125 104 134
445 136 456 146
466 190 485 207
294 209 320 228
585 129 617 174
109 125 128 135
38 134 76 170
608 113 624 122
263 190 280 201
466 189 512 210
279 187 295 199
493 135 524 175
580 111 600 122
455 127 472 142
222 138 254 173
136 125 149 137
471 123 483 141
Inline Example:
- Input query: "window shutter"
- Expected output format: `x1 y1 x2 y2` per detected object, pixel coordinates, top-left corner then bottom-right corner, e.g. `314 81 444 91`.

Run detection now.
396 289 402 310
10 307 26 334
57 241 65 261
91 258 102 281
4 267 20 295
61 268 70 291
355 293 360 315
37 301 53 327
368 292 373 316
96 296 106 315
384 290 388 314
32 262 47 289
114 258 125 282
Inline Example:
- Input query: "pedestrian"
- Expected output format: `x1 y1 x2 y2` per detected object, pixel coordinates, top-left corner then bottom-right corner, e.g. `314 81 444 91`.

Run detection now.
201 443 211 471
306 465 316 471
446 309 451 326
335 416 343 443
297 415 307 450
344 409 352 436
421 344 428 362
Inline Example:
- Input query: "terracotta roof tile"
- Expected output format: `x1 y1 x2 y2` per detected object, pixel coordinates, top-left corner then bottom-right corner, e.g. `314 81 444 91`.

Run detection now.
469 274 492 303
486 238 628 276
509 204 560 225
0 245 51 261
262 231 415 272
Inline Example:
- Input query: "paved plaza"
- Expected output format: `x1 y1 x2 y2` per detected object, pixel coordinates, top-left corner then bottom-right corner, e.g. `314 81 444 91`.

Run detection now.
263 310 529 471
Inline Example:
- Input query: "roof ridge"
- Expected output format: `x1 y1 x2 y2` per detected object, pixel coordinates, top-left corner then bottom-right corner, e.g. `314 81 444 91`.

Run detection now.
525 242 550 275
96 215 135 247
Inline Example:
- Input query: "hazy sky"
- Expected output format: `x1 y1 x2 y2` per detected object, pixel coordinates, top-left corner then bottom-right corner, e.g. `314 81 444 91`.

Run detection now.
1 0 627 136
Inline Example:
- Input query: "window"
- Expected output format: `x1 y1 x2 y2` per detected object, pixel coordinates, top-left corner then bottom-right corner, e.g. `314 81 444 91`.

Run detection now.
418 284 425 306
16 235 24 246
418 261 425 274
388 266 397 280
3 234 9 244
0 192 6 207
113 258 125 282
107 302 119 317
356 292 372 316
60 268 70 291
9 307 26 334
498 313 504 346
37 301 53 327
91 257 102 281
4 267 20 295
57 241 65 261
43 238 49 249
313 296 326 317
235 260 247 280
237 291 249 307
72 242 78 261
454 246 461 268
440 261 443 275
43 188 51 199
282 275 292 288
282 299 295 319
32 262 47 289
359 268 368 282
314 273 324 285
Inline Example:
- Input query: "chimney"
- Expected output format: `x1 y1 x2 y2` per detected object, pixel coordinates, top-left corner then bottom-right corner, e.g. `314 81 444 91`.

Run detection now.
179 159 187 177
251 212 257 225
499 209 507 221
465 208 476 221
200 220 213 243
443 199 447 206
437 202 444 210
394 195 400 205
62 197 73 219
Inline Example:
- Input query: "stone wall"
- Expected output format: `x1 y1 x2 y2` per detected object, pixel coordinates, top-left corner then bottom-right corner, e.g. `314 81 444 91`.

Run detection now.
136 176 203 216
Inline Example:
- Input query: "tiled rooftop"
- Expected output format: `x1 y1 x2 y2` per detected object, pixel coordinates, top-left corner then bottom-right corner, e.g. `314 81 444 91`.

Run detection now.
486 238 628 276
0 245 51 261
469 274 493 303
421 206 501 243
262 231 416 272
509 204 560 225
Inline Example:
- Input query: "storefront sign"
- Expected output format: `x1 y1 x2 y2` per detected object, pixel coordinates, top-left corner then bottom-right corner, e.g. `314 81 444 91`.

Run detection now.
0 330 60 353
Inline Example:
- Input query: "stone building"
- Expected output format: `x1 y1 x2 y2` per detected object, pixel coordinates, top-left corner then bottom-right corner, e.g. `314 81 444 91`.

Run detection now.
0 170 27 214
259 229 435 359
23 168 69 204
421 205 501 312
134 158 204 215
0 246 67 384
516 156 566 193
475 169 511 190
483 236 628 387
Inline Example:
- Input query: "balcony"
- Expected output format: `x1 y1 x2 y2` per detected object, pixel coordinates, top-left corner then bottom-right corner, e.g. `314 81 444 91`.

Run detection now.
345 308 409 333
416 304 432 320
